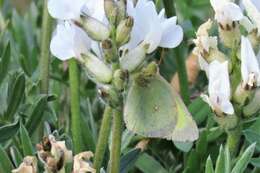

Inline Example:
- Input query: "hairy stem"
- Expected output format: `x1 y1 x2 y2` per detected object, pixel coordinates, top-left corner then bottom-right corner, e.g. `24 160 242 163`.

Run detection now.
94 106 113 173
109 108 123 173
227 125 241 157
69 59 83 153
162 0 190 104
40 0 53 94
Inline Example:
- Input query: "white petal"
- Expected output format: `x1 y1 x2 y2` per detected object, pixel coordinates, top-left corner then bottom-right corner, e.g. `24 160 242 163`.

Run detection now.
220 100 234 114
241 36 260 83
240 16 255 32
50 22 75 60
243 0 260 33
84 0 107 24
251 0 260 11
50 22 90 61
73 25 91 57
159 17 183 48
48 0 85 20
222 2 244 21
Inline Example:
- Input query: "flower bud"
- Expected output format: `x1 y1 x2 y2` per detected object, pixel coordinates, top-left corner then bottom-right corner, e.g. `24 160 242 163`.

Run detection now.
80 15 110 41
116 0 127 24
214 114 238 130
12 156 37 173
218 22 240 48
233 83 250 105
98 85 120 107
243 88 260 117
104 0 118 24
80 53 113 84
116 16 134 46
102 39 116 63
113 69 128 91
248 29 260 49
120 43 149 72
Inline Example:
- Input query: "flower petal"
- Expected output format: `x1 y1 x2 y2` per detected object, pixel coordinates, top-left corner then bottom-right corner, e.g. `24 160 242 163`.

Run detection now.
159 17 183 48
48 0 85 20
50 22 90 61
241 36 260 83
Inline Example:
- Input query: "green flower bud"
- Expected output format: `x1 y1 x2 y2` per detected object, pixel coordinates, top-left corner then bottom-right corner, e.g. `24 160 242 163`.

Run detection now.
120 43 149 72
102 39 116 63
104 0 118 24
243 88 260 117
116 0 127 24
98 85 120 107
80 15 110 41
214 114 238 131
113 69 128 91
80 53 112 83
218 22 240 48
233 83 251 105
116 16 134 46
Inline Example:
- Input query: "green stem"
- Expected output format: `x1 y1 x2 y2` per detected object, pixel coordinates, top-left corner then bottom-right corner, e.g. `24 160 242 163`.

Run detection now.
40 0 53 94
109 108 123 173
69 59 83 153
226 125 241 157
162 0 190 104
94 106 113 173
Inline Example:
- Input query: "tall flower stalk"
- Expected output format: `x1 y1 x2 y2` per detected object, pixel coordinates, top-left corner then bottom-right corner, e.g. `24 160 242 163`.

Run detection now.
69 59 84 153
40 0 52 94
162 0 190 104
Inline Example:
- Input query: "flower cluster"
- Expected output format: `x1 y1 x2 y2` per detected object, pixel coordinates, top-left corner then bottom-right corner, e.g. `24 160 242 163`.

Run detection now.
12 135 95 173
194 0 260 129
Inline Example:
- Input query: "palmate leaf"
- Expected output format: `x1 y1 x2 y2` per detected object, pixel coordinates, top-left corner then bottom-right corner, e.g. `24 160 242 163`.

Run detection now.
124 74 198 142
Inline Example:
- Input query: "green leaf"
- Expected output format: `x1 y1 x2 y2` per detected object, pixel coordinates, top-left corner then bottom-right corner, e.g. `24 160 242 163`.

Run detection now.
25 95 48 135
231 143 256 173
20 124 34 156
184 149 200 173
121 129 135 152
205 156 214 173
188 97 210 124
243 129 260 151
135 153 168 173
4 73 25 120
224 146 231 173
0 146 13 172
251 157 260 168
0 119 20 143
120 149 141 173
0 41 11 86
10 146 23 167
215 145 225 173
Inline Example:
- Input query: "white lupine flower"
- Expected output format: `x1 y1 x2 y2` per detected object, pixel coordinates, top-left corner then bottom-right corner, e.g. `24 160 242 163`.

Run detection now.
201 61 234 115
241 36 260 88
48 0 86 20
242 0 260 35
210 0 243 27
123 0 183 53
50 21 91 61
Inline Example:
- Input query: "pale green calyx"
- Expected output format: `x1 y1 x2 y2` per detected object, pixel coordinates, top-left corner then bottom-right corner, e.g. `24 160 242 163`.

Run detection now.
81 53 113 84
80 15 110 41
116 16 134 46
120 43 149 72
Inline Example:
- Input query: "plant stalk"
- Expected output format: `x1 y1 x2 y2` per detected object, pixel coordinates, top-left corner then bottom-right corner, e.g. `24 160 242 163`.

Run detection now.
94 106 113 173
109 108 123 173
69 59 83 153
40 0 53 94
227 125 241 157
162 0 190 104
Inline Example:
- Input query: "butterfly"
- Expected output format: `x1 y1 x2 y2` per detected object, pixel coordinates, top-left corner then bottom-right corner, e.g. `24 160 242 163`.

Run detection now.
124 74 199 142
